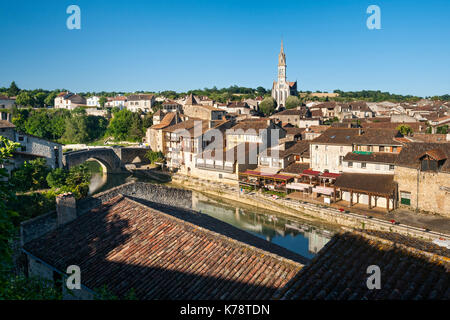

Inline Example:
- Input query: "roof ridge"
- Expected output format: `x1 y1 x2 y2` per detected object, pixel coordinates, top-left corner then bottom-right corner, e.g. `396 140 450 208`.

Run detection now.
118 195 304 269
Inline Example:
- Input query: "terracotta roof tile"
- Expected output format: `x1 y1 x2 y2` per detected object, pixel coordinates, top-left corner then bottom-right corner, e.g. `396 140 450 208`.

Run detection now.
24 195 302 299
274 231 450 300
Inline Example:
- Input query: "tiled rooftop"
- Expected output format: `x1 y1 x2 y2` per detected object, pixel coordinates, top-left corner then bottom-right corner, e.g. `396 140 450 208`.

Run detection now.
24 195 303 299
274 231 450 300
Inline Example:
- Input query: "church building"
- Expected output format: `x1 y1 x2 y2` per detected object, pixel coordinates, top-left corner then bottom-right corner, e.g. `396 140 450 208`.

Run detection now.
271 41 297 108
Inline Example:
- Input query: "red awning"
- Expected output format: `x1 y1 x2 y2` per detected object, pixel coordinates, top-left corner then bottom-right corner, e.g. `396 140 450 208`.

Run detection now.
319 172 341 179
240 170 293 181
301 169 320 177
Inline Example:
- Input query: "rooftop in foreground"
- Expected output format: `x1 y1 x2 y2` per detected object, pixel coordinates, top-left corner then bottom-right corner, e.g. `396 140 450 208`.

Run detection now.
24 194 303 299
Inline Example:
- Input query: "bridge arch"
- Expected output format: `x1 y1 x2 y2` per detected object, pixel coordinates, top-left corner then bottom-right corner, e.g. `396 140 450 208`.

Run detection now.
62 148 123 173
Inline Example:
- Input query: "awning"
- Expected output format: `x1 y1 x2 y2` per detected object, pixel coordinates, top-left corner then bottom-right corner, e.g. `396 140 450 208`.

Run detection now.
319 172 341 179
301 169 320 177
312 186 334 196
286 182 311 191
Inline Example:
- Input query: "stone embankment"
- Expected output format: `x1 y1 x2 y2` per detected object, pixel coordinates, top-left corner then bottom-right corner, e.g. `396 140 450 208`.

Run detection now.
171 175 450 242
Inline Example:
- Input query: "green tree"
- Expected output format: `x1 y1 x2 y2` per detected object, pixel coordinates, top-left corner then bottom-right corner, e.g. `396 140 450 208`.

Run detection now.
259 97 277 116
46 168 68 188
396 124 413 136
44 91 58 107
107 109 137 141
10 158 50 192
99 96 107 108
285 96 300 109
34 92 47 108
145 150 165 164
7 81 20 97
0 137 20 271
15 92 34 107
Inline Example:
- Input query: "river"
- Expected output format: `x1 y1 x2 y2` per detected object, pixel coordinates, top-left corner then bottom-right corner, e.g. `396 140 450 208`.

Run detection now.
87 164 335 259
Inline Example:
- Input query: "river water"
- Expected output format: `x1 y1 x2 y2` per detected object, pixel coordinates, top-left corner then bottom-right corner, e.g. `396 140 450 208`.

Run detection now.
88 168 335 259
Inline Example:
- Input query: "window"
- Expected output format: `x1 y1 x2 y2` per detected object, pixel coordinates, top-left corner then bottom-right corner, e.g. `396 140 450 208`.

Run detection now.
348 161 353 168
392 146 398 153
361 162 367 169
339 156 343 165
400 191 411 205
389 164 394 171
18 136 24 141
375 164 380 170
379 146 385 152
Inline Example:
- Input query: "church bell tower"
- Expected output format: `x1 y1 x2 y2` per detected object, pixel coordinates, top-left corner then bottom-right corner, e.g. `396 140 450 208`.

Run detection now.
278 40 286 84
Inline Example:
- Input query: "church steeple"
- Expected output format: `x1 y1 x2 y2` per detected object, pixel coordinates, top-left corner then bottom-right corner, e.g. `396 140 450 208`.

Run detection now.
278 40 286 66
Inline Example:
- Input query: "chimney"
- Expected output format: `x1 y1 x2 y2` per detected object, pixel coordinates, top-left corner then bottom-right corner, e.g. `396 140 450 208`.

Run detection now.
56 193 77 226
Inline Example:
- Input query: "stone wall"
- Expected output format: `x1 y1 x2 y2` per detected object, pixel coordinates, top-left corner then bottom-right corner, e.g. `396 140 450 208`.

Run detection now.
77 181 193 214
394 166 450 217
21 211 58 245
28 256 53 281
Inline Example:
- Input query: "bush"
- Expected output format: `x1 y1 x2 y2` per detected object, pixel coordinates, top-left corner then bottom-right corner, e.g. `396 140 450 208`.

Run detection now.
10 158 50 192
145 150 165 164
46 168 68 188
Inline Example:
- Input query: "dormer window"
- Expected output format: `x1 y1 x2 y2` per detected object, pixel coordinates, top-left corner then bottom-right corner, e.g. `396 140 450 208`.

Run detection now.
417 149 447 172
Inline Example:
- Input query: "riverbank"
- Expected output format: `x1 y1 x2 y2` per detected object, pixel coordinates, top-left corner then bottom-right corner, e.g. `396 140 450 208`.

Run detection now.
171 174 450 242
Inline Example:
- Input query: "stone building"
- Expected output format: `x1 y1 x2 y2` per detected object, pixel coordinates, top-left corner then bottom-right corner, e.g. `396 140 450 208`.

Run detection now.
270 107 318 128
0 95 16 109
193 143 259 184
310 128 361 173
145 111 181 152
225 118 286 150
394 142 450 217
54 92 86 110
1 120 63 172
271 41 297 108
126 94 155 113
182 94 226 121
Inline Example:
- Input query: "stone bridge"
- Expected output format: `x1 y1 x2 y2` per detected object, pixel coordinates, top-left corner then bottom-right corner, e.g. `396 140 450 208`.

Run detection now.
62 147 150 173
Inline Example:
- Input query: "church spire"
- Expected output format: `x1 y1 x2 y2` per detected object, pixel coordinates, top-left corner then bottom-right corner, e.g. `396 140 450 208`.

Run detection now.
278 39 286 66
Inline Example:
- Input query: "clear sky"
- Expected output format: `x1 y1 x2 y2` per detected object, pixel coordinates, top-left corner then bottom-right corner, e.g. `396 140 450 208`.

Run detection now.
1 0 449 96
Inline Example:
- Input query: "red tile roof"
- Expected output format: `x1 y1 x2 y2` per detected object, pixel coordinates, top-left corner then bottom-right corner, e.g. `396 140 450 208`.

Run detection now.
273 231 450 300
24 195 302 299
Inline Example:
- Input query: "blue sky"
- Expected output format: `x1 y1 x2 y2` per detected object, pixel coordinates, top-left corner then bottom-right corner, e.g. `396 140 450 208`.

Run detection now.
1 0 449 96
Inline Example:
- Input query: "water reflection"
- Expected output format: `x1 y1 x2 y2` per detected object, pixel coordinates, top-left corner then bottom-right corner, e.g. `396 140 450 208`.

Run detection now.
192 193 334 259
88 167 334 259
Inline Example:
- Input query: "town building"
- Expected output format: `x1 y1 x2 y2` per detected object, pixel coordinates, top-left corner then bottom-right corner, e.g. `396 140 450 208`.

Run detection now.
54 92 87 110
270 107 318 128
271 41 297 108
145 111 181 152
193 143 259 184
0 95 16 109
394 142 450 217
126 94 155 113
0 120 63 172
182 94 226 121
225 118 286 150
105 96 127 109
86 96 100 107
163 119 232 173
310 128 361 173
